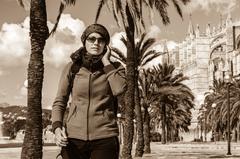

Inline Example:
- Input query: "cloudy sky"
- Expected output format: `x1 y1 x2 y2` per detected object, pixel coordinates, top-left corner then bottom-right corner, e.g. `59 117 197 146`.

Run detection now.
0 0 240 108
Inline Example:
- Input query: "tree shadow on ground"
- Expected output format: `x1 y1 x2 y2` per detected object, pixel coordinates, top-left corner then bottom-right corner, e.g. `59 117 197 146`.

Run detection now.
209 155 240 158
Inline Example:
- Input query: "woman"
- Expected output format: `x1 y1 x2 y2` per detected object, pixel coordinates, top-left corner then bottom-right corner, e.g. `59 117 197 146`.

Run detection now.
52 24 126 159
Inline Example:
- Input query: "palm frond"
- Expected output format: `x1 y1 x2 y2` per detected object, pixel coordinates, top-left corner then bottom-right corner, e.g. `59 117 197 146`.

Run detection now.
140 52 161 67
95 0 108 23
140 38 156 56
111 47 126 63
171 0 183 19
139 0 146 29
136 33 147 52
125 4 135 44
154 0 170 25
111 0 121 27
17 0 25 8
180 0 191 5
49 0 76 37
120 36 128 47
49 2 65 37
17 0 30 10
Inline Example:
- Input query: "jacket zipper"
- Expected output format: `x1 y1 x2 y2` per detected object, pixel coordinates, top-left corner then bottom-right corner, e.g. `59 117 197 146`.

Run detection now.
87 73 92 140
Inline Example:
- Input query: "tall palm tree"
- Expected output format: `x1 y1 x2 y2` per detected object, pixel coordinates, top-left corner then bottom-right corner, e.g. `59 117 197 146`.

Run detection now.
112 33 162 156
18 0 48 158
17 0 75 158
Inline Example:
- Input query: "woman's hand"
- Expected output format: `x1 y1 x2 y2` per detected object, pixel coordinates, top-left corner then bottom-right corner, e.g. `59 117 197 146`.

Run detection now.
55 127 68 147
102 46 111 66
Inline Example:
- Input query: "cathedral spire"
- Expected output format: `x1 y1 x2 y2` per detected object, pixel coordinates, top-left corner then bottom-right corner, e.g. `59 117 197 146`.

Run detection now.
188 14 195 38
226 12 233 26
163 40 169 64
206 23 211 36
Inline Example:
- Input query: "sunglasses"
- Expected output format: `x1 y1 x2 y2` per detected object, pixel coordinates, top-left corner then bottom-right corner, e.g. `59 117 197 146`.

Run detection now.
86 37 106 44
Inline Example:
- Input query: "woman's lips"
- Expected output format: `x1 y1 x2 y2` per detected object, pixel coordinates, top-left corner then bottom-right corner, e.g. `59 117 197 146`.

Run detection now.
91 48 99 50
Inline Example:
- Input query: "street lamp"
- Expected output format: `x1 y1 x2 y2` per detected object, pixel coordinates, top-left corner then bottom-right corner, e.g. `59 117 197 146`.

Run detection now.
199 111 203 142
202 107 207 142
117 113 122 145
211 103 217 143
224 71 232 155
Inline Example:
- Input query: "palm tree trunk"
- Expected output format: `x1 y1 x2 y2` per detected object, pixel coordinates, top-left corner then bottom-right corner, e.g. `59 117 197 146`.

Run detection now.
143 107 151 154
121 49 135 159
121 4 136 159
161 103 166 144
220 129 224 141
166 120 170 142
234 129 238 142
171 127 174 142
176 128 179 142
21 0 48 158
238 123 240 142
134 73 144 157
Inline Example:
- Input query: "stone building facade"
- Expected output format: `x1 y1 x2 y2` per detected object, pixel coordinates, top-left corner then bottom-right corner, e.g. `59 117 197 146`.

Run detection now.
164 14 240 129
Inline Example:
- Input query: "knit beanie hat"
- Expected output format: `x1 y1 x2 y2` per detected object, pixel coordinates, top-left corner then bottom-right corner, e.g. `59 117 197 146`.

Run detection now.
81 24 110 45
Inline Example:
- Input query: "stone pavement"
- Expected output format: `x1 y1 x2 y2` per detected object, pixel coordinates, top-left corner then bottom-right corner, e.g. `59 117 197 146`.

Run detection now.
140 142 240 159
1 142 240 159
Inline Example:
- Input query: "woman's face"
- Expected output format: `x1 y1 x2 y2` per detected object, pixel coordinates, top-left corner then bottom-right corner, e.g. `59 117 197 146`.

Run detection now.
85 32 106 55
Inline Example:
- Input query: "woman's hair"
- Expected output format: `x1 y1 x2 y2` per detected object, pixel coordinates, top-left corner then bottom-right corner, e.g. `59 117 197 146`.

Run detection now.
81 24 110 45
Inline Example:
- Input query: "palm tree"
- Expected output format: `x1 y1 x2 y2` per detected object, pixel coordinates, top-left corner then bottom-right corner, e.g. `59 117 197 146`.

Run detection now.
203 79 226 141
18 0 48 158
229 79 240 141
111 33 162 156
151 92 194 142
138 69 158 153
95 1 191 158
151 62 194 144
17 0 75 158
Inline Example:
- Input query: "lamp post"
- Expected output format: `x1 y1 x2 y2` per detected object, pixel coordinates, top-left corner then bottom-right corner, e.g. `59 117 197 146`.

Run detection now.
117 113 122 145
203 107 207 142
224 72 232 155
199 112 203 142
212 103 217 143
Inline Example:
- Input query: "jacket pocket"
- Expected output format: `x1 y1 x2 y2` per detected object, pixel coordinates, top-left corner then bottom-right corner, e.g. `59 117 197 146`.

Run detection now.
67 103 77 122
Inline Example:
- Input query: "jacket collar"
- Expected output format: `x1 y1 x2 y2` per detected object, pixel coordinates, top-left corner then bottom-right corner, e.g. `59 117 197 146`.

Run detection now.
70 47 104 72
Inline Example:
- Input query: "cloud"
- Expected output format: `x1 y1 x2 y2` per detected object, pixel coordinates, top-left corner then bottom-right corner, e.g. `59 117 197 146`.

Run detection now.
16 79 28 99
20 86 27 96
185 0 238 14
167 41 178 51
0 17 30 67
147 25 161 39
45 14 86 67
0 14 86 68
24 79 28 88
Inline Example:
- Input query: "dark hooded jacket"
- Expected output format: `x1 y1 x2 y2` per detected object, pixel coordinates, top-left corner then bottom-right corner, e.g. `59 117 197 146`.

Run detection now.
51 48 126 140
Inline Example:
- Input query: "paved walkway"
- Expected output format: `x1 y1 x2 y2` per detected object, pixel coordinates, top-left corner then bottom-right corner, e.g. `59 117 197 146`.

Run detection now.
1 142 240 159
141 142 240 159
